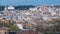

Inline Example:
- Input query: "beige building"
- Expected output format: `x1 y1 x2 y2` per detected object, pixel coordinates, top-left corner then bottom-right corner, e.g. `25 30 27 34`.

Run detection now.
0 26 9 34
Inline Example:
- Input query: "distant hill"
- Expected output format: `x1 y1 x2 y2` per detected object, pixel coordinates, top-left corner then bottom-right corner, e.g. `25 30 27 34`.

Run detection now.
15 5 35 10
0 5 35 11
0 5 60 11
53 5 60 8
0 6 5 11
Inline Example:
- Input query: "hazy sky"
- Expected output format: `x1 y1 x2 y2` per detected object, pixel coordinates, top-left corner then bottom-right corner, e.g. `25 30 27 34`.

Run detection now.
0 0 60 6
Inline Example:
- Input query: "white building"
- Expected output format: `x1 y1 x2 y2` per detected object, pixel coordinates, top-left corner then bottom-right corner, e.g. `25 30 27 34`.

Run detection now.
16 23 23 30
4 5 15 10
29 7 37 11
8 5 15 10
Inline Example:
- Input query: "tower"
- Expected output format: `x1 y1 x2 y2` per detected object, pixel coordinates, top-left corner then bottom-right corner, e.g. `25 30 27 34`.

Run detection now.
4 6 8 11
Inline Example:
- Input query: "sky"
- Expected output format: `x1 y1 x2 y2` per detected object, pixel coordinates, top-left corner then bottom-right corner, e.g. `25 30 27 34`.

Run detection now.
0 0 60 6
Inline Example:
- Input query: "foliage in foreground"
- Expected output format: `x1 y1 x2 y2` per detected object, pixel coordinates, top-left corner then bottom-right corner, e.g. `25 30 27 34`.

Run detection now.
0 21 20 31
36 18 60 34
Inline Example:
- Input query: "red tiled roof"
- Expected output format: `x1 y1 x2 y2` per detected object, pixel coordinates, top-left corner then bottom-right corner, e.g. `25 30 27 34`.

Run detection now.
0 26 9 30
